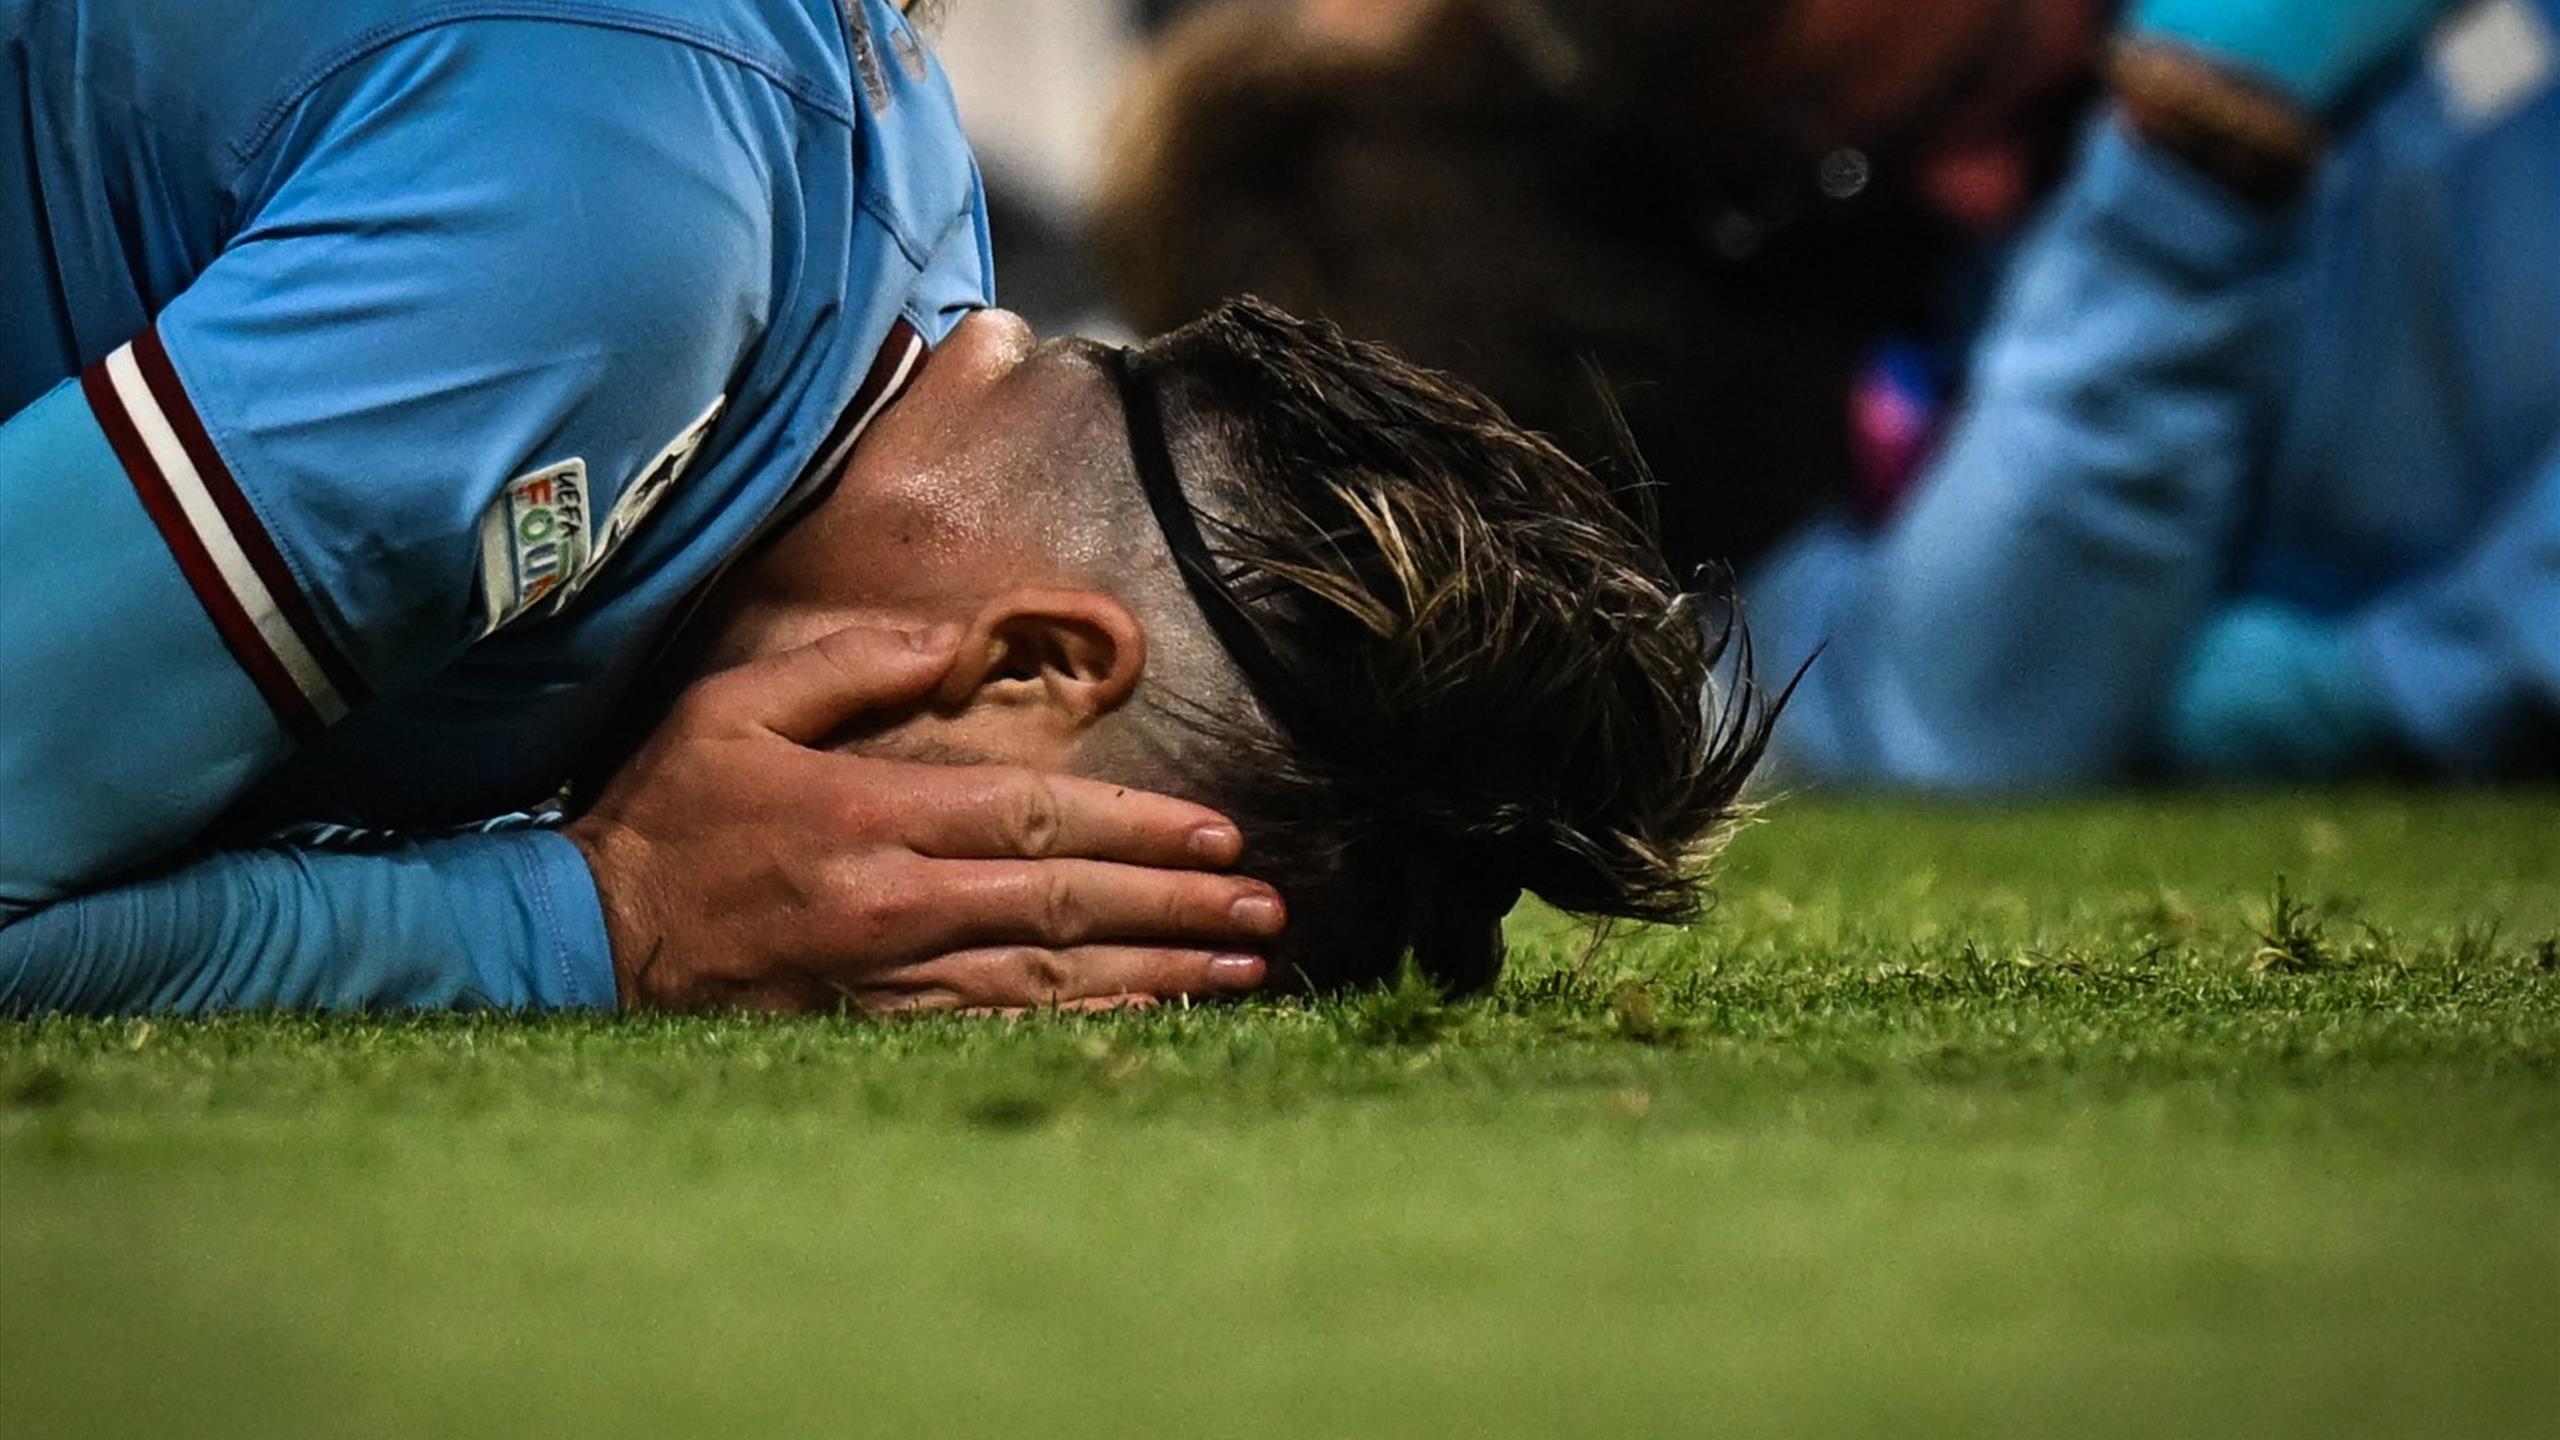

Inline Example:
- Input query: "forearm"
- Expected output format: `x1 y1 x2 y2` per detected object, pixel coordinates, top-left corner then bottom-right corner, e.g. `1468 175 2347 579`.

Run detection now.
0 828 616 1016
1759 122 2298 787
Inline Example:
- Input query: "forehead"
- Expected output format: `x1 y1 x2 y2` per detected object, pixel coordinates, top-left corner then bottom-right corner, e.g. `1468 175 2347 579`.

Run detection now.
1009 337 1238 487
924 335 1122 479
906 336 1146 545
990 336 1119 434
923 332 1240 540
1013 338 1140 476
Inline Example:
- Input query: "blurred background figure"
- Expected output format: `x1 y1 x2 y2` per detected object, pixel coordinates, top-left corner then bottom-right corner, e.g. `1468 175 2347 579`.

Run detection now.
1723 0 2560 788
1087 0 1970 581
1086 0 2106 588
953 0 2560 790
949 0 1930 575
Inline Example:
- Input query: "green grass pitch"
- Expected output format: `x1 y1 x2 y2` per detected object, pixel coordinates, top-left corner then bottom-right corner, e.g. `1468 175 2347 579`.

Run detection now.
3 792 2556 1439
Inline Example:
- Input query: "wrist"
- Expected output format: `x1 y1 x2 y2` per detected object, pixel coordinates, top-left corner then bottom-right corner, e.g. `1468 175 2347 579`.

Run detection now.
2110 40 2324 205
562 815 657 1010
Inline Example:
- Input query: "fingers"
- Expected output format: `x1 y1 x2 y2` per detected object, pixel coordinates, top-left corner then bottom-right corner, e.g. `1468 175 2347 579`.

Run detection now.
875 946 1267 1011
895 765 1246 868
692 623 961 744
912 859 1287 950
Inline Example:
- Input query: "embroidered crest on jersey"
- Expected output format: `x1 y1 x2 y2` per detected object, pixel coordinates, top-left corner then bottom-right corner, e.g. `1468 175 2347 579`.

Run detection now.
552 395 727 613
477 459 594 635
2436 0 2556 126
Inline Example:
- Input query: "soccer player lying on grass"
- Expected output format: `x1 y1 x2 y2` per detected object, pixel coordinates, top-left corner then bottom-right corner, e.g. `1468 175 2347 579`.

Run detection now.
6 0 1381 1015
0 299 1773 1013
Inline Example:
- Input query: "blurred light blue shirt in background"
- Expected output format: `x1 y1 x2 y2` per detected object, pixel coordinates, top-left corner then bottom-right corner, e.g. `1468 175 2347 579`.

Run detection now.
1749 0 2560 787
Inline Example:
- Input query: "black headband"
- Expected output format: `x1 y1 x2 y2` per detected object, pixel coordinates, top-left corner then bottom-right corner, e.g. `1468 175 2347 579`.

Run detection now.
1107 347 1340 754
1107 346 1522 993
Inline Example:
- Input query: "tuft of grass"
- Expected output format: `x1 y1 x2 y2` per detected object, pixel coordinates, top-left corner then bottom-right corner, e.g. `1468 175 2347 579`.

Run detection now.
1606 979 1684 1045
1337 956 1454 1047
2449 919 2507 968
2249 874 2338 975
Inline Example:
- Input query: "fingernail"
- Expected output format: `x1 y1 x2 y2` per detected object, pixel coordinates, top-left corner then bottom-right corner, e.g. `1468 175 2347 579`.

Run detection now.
1209 954 1266 987
907 622 964 653
1231 893 1285 933
1189 824 1243 864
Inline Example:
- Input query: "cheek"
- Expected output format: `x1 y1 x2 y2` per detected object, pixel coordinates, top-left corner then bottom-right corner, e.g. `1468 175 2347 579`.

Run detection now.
763 484 967 609
832 435 1034 591
887 463 1011 565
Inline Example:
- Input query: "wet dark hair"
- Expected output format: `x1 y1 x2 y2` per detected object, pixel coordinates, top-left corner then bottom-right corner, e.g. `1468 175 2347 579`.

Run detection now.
1128 297 1783 993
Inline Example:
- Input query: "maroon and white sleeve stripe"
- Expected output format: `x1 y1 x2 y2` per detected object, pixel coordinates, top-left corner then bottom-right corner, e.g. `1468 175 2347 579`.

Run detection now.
733 316 931 552
81 326 370 738
801 316 929 503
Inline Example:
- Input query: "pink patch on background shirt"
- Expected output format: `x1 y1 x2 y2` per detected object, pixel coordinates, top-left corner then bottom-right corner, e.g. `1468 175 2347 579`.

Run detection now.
1850 351 1942 519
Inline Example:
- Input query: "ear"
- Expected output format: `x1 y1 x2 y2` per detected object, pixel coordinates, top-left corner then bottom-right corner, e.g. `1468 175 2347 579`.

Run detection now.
940 588 1146 729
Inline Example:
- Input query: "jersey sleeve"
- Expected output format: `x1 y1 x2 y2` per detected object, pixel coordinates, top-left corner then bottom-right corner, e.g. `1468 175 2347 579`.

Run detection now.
0 21 784 909
1747 123 2302 788
0 826 614 1016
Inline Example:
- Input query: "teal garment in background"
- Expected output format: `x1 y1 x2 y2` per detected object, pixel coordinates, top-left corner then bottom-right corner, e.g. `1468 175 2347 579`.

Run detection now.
2132 0 2468 111
2163 604 2400 779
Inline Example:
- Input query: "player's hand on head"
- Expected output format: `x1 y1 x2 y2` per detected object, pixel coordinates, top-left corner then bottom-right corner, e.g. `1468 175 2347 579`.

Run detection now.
564 623 1279 1014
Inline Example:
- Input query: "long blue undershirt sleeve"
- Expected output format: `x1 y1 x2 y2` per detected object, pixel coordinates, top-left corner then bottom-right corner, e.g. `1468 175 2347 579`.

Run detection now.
0 827 616 1015
2356 434 2560 772
1747 124 2301 788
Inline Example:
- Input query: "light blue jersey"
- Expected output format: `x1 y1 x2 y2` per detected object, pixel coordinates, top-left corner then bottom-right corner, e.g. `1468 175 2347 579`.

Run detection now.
1749 0 2560 787
0 0 991 1010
